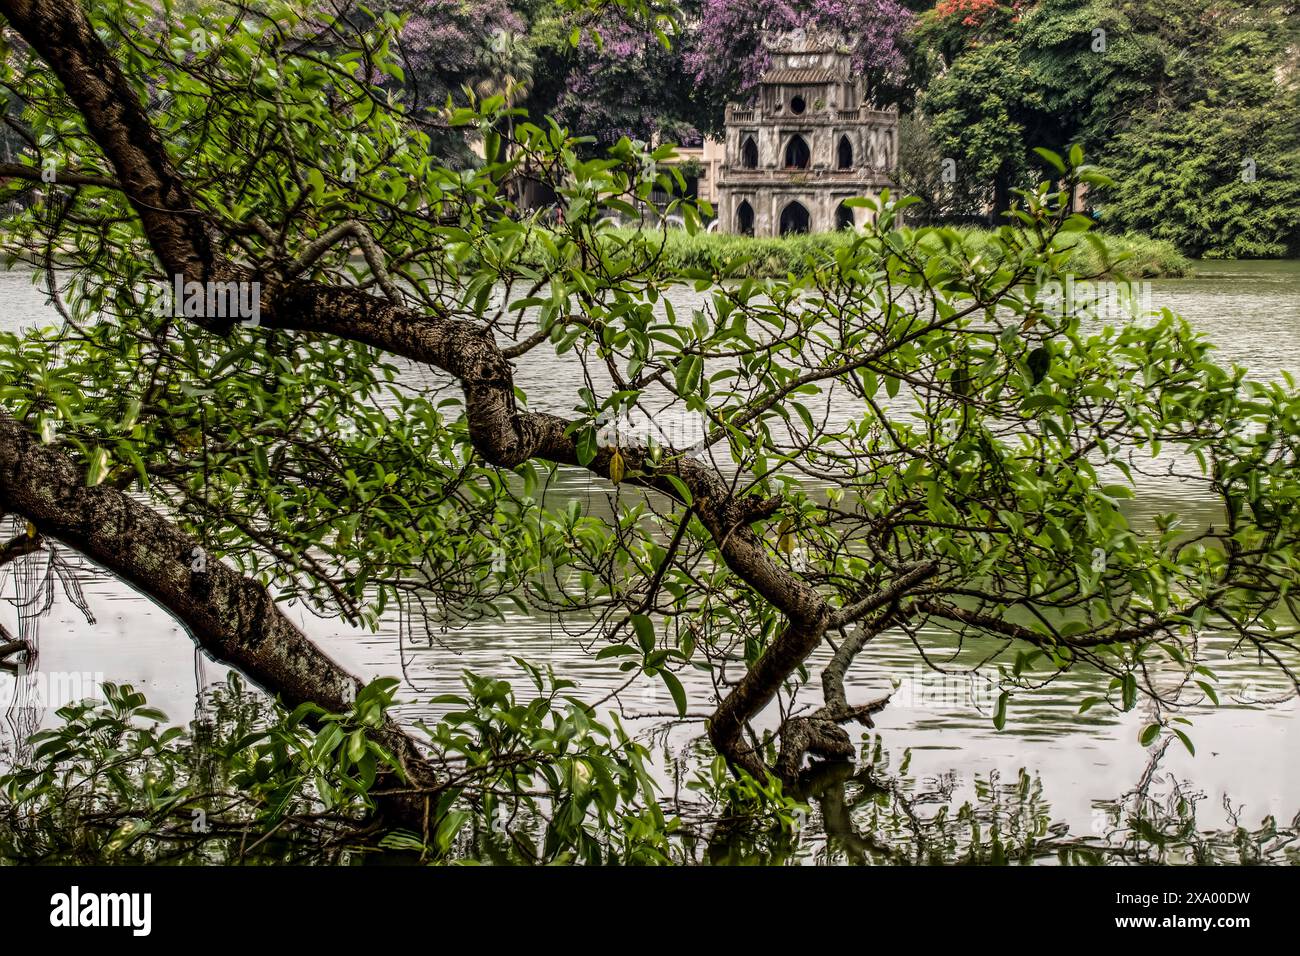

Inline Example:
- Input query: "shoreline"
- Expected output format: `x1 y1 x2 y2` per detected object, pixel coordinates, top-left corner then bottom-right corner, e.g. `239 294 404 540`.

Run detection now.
600 225 1194 280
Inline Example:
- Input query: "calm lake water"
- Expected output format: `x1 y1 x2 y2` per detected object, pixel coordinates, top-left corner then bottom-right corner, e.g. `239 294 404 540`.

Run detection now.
2 259 1299 861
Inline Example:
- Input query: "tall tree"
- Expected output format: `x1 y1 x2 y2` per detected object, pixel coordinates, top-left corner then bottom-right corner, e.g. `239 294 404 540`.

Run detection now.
525 3 706 146
2 0 1299 843
912 0 1300 242
1093 0 1300 256
920 39 1045 215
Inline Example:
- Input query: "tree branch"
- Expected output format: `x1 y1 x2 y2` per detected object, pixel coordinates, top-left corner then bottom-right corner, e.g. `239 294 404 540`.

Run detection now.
0 409 437 829
287 219 403 304
0 161 120 189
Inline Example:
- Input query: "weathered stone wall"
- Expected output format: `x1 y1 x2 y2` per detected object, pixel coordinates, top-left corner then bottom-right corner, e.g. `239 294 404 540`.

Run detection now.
715 31 898 237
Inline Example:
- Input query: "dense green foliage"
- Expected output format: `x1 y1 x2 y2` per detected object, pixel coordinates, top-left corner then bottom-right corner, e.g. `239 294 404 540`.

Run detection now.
1097 73 1300 258
0 674 677 863
1 0 1299 865
599 223 1189 278
910 0 1300 255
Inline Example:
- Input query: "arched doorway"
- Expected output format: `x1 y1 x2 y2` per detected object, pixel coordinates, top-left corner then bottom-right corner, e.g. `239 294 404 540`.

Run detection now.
741 136 758 170
837 135 853 170
783 135 810 170
736 200 755 236
835 202 856 230
779 201 810 236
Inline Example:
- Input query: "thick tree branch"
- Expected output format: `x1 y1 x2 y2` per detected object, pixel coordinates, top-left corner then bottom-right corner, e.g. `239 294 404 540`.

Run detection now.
1 0 224 286
0 0 937 784
0 410 436 829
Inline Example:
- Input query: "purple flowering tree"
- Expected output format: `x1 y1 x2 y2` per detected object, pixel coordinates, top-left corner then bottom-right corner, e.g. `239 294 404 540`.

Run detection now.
543 13 704 146
390 1 529 105
686 0 915 102
386 2 699 149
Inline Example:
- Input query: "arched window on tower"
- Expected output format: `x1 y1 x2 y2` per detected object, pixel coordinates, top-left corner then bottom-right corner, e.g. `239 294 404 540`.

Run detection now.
736 200 755 236
779 201 810 236
837 135 854 170
835 202 856 231
784 135 810 170
741 136 758 170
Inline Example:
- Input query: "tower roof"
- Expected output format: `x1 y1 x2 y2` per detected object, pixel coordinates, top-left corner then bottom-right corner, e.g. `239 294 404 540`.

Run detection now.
756 28 855 88
761 67 842 85
761 28 851 56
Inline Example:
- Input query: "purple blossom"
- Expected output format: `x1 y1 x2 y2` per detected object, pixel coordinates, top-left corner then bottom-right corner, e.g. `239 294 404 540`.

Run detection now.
687 0 914 93
549 15 699 145
396 1 525 79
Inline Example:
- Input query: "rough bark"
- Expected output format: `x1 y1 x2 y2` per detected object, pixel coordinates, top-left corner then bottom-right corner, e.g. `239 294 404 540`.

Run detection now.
0 411 437 827
0 0 221 287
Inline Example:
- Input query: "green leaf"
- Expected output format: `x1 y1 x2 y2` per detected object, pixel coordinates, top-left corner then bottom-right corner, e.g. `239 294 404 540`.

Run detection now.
85 447 110 487
306 167 326 203
595 644 639 659
664 477 693 506
347 729 366 763
576 427 598 467
1033 147 1066 174
434 810 469 854
661 671 687 716
1026 346 1051 384
630 614 656 654
993 691 1008 731
1121 673 1138 711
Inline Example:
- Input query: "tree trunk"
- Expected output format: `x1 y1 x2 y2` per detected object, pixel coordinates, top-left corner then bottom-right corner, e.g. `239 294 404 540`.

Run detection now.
0 411 438 829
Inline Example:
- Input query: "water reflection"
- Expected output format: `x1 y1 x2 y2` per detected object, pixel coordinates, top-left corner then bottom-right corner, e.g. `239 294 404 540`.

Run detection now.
699 736 1300 866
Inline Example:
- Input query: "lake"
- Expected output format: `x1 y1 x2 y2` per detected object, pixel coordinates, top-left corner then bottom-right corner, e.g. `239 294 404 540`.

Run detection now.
2 258 1298 862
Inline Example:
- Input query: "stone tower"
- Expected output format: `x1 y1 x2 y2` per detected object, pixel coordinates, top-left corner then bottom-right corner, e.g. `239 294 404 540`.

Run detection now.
715 30 898 237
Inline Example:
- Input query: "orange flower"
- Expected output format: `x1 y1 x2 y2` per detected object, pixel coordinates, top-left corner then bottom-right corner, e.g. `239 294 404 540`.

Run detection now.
936 0 1000 27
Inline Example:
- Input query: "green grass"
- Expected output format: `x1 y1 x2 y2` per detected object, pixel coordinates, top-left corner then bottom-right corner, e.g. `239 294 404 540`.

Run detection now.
601 225 1192 280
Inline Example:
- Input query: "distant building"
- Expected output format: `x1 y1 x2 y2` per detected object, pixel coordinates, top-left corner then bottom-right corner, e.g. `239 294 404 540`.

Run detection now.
714 30 898 236
660 138 725 208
